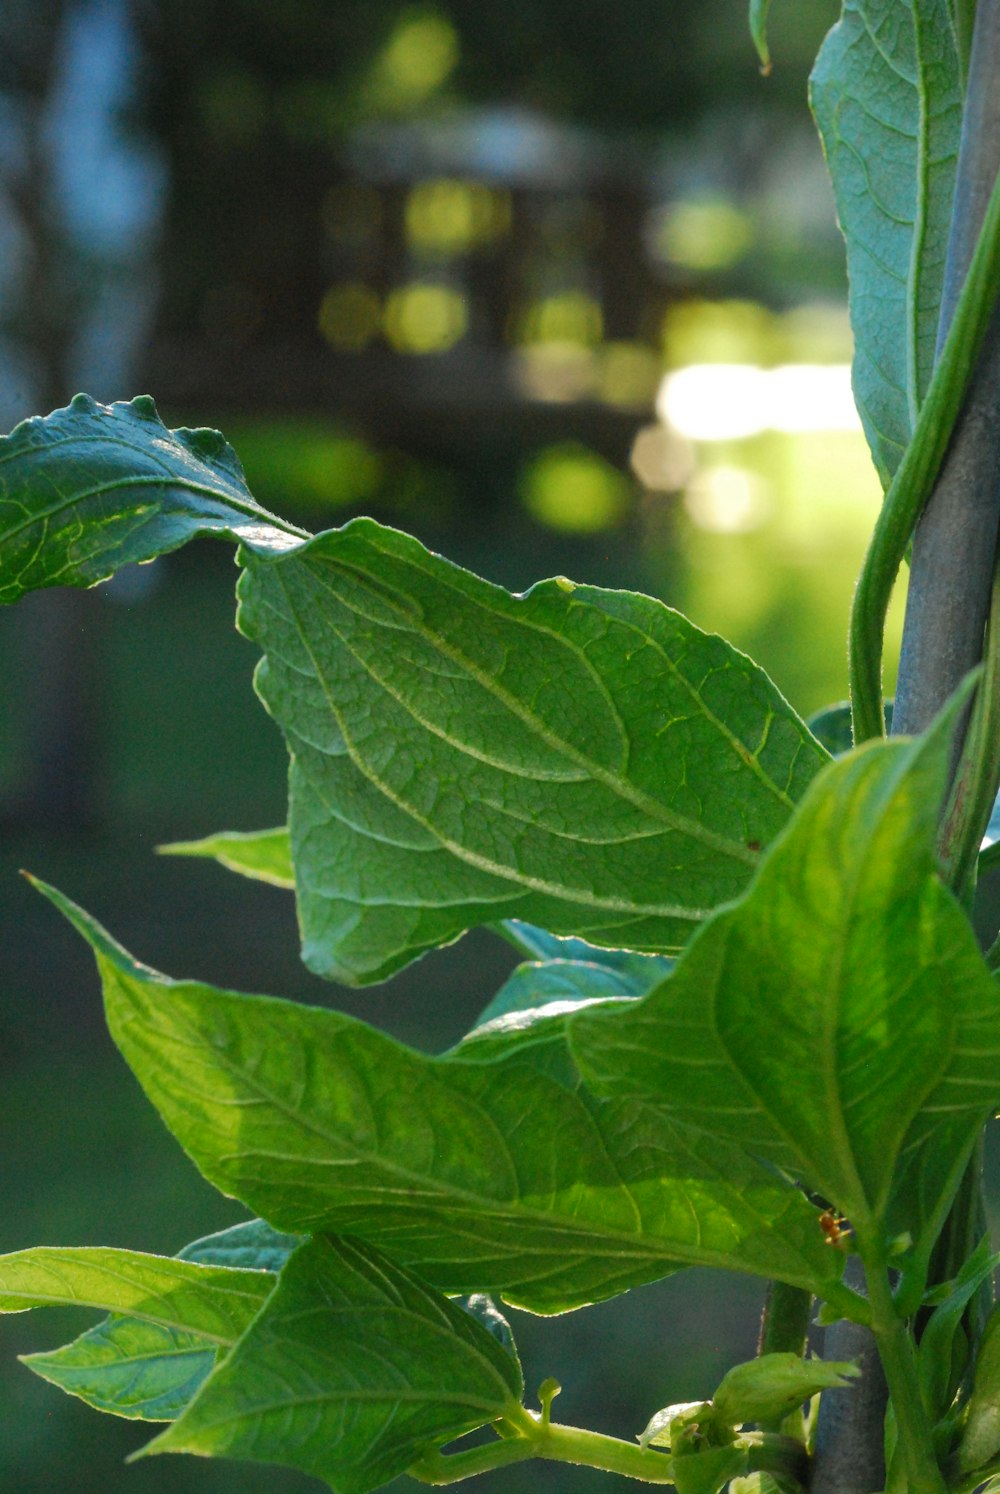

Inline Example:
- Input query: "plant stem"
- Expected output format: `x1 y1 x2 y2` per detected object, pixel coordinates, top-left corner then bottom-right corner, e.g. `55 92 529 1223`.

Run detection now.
411 1419 809 1486
892 0 1000 747
848 161 1000 746
865 1257 947 1494
812 1257 889 1494
757 1281 812 1438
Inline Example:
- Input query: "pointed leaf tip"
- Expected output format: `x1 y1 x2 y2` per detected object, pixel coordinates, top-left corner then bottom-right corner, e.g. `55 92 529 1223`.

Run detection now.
749 0 772 73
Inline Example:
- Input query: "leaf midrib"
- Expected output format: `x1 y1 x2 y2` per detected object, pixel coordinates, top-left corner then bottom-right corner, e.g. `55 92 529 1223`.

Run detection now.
122 982 826 1286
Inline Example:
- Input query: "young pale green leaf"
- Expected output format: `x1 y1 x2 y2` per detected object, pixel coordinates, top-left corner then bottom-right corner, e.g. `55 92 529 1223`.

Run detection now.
572 717 1000 1237
24 1318 220 1423
33 880 845 1313
711 1353 859 1428
23 1221 299 1424
0 1246 271 1338
141 1234 524 1494
236 519 827 983
811 2 961 485
0 395 306 603
158 828 294 888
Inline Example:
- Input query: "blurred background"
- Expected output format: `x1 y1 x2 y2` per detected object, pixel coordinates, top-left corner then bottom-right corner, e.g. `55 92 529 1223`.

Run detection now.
0 0 911 1489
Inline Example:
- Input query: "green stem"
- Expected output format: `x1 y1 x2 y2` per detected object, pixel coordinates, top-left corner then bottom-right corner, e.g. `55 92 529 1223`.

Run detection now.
864 1252 947 1494
410 1420 678 1485
849 163 1000 746
411 1419 808 1487
757 1281 813 1438
943 557 1000 898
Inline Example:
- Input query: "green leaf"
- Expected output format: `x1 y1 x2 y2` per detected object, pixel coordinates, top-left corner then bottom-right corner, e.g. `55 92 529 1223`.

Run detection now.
0 395 306 603
749 0 773 72
960 1303 1000 1471
712 1354 859 1427
572 719 1000 1240
23 1318 221 1423
672 1445 748 1494
463 957 649 1037
810 2 962 485
141 1234 524 1494
501 919 674 986
23 1222 300 1424
159 828 294 888
0 1246 271 1335
806 701 892 757
918 1238 999 1420
236 518 827 983
33 880 845 1313
177 1218 303 1272
639 1400 723 1449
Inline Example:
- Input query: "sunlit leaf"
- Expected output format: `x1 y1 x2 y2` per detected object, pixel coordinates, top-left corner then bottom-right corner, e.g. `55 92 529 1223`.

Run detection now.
572 715 1000 1240
32 881 845 1314
23 1222 299 1424
141 1235 523 1494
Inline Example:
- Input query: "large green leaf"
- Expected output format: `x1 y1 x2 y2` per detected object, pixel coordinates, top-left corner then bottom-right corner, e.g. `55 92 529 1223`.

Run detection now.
2 399 826 985
237 520 828 983
32 881 846 1314
141 1234 524 1494
571 720 1000 1242
0 395 305 603
811 1 961 485
23 1222 300 1424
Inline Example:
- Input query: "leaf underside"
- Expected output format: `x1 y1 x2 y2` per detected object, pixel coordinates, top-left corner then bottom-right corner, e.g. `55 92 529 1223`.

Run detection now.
238 520 827 983
811 0 961 486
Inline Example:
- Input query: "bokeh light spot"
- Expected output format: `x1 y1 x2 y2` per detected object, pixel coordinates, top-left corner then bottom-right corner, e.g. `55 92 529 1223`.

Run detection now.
520 444 631 533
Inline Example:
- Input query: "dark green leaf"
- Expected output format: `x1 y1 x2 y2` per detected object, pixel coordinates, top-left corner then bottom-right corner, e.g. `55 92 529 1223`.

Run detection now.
0 396 305 603
141 1235 523 1494
811 2 961 485
237 519 827 983
159 829 294 888
34 881 845 1313
572 721 1000 1239
806 701 892 757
